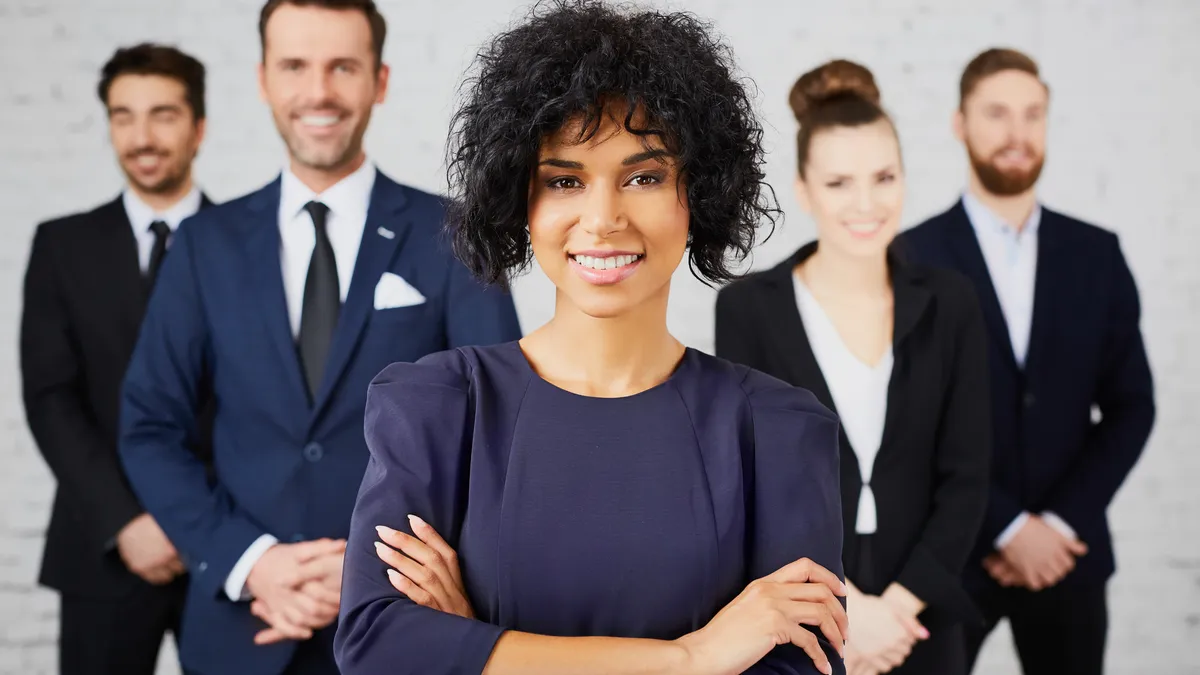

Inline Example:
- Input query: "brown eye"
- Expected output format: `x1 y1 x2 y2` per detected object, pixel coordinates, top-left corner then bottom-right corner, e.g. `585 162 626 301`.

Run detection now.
548 176 582 190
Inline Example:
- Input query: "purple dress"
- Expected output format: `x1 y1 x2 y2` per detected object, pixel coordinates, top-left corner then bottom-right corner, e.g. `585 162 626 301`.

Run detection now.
334 342 845 674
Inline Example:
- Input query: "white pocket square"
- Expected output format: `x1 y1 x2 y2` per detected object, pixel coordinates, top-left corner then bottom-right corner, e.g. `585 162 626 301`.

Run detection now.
373 272 426 310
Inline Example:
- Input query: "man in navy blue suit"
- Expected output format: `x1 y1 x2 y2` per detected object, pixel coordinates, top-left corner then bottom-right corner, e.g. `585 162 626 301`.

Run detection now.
117 1 522 673
900 49 1155 675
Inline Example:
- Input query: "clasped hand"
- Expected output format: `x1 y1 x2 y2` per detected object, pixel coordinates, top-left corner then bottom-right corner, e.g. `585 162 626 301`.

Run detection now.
246 538 347 645
843 591 927 675
985 515 1087 591
375 515 849 675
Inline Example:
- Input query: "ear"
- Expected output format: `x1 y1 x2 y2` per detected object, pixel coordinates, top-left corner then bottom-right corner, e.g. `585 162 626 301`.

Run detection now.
952 108 966 144
375 63 390 105
794 176 812 215
194 117 208 147
257 62 267 103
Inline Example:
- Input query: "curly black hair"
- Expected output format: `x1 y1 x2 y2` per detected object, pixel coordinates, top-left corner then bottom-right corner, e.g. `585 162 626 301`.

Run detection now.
446 0 779 286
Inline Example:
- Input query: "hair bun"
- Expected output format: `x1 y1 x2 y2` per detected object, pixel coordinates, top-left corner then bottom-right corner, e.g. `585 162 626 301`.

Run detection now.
788 59 881 123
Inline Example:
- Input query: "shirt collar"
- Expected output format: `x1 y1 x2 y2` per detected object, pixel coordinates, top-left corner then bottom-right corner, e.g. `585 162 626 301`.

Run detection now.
122 185 203 234
280 157 377 224
961 189 1042 241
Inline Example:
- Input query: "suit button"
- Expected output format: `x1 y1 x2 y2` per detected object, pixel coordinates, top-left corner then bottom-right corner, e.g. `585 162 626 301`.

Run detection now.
303 442 324 462
1023 392 1036 408
198 562 208 573
291 533 305 543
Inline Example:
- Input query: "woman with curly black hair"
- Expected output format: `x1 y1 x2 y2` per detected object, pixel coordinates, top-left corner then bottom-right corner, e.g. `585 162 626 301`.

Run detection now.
333 2 848 674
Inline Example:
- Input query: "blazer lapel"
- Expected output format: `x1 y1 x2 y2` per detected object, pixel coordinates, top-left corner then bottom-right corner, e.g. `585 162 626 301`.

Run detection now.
1022 209 1062 376
309 172 411 419
243 178 311 411
943 200 1019 373
93 197 148 340
878 256 931 461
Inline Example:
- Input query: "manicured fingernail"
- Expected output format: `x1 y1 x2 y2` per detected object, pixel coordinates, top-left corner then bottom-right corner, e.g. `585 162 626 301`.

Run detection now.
821 662 832 674
407 514 426 530
376 525 395 537
387 569 403 584
840 581 848 594
920 627 930 639
374 541 386 555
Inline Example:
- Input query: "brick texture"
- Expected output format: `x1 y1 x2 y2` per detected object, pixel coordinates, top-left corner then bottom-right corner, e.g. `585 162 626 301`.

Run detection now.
2 1 1197 673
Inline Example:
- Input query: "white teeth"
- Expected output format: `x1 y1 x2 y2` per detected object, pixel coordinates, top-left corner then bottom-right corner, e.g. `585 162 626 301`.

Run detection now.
301 115 339 127
572 254 640 270
846 221 883 233
135 156 161 167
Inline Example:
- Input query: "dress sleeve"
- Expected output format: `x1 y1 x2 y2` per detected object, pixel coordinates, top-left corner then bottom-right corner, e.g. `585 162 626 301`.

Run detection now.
334 353 505 675
741 370 846 675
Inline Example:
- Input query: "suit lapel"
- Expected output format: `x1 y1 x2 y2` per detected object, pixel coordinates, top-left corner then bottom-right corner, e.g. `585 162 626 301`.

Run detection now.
243 178 311 411
92 197 147 341
758 246 838 411
942 200 1019 373
309 172 411 419
1023 209 1062 376
878 256 931 462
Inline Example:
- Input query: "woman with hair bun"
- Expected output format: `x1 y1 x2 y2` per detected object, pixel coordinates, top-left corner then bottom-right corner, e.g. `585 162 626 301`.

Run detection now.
716 60 992 675
333 3 849 674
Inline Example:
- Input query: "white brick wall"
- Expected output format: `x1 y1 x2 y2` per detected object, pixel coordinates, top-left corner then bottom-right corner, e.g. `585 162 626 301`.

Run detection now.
2 1 1197 673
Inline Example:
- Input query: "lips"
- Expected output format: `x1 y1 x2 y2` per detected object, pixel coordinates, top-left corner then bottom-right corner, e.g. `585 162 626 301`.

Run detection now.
568 252 644 286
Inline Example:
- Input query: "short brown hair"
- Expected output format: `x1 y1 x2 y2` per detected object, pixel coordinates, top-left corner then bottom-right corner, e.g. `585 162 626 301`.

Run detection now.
258 0 387 70
98 43 206 119
959 48 1047 109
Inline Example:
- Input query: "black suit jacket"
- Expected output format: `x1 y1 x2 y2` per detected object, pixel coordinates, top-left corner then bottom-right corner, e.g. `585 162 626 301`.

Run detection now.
899 200 1155 588
716 242 991 623
20 194 215 598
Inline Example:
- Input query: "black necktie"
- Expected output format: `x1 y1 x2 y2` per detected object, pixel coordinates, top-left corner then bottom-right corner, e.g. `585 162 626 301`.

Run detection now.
147 220 171 288
298 201 339 399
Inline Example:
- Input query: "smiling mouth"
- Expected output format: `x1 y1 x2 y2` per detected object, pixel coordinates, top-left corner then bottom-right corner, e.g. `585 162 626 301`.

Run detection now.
571 253 643 270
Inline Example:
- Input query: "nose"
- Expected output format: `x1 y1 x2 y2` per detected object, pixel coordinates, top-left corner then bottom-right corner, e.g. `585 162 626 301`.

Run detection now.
305 68 333 103
580 185 626 238
855 182 874 213
132 115 154 149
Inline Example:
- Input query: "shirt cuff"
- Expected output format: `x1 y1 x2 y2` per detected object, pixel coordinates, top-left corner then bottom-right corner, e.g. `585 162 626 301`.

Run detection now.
994 511 1031 550
224 534 278 601
1041 511 1078 541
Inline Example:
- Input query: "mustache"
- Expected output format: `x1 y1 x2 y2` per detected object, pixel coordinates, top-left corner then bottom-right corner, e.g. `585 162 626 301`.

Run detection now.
293 103 349 117
990 144 1039 160
124 147 168 160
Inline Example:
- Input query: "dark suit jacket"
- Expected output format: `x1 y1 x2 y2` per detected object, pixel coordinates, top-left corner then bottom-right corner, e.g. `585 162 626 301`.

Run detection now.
715 242 991 622
899 200 1155 588
19 194 215 599
118 170 523 675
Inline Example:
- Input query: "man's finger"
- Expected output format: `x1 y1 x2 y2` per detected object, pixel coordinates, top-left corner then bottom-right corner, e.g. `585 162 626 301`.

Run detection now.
289 538 347 563
1065 537 1088 556
299 580 341 607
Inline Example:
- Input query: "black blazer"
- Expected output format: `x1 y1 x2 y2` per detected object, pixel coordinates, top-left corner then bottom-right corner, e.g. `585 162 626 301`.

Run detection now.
715 242 990 622
19 194 215 598
899 200 1155 587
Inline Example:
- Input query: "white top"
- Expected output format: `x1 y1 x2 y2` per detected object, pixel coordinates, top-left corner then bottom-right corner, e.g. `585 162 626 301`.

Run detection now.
793 275 892 534
223 158 377 602
961 191 1040 367
122 186 203 272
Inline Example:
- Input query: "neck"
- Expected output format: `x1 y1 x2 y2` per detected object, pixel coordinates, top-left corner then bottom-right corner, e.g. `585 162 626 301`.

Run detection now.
967 172 1038 231
800 240 890 297
528 286 682 398
129 175 195 213
290 151 367 194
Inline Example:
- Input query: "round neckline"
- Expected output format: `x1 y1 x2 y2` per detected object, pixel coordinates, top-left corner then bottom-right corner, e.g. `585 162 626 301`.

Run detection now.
506 340 694 401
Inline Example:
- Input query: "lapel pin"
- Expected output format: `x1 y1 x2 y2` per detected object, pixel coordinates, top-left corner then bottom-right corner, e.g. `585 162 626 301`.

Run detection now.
377 226 395 239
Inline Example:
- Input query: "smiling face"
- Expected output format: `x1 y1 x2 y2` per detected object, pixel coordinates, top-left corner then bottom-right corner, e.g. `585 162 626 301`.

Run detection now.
796 119 904 259
527 110 690 319
258 3 388 176
106 73 204 197
956 69 1048 196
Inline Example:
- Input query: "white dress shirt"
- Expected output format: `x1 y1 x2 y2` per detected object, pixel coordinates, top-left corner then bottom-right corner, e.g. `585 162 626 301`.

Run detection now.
961 192 1078 548
122 186 203 272
223 158 376 602
794 276 893 534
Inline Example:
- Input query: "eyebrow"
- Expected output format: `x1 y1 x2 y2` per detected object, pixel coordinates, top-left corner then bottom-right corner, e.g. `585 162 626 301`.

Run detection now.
538 148 673 170
821 164 898 180
108 104 184 116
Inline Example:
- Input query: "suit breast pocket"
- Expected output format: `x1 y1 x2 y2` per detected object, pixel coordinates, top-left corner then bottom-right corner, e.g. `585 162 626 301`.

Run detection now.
369 303 432 328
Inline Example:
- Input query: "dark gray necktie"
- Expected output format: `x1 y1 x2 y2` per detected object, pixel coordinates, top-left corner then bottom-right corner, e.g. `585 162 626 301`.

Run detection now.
298 201 339 399
147 220 171 289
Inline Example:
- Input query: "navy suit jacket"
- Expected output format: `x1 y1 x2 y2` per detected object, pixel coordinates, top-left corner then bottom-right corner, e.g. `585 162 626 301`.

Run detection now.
118 171 522 675
899 199 1154 589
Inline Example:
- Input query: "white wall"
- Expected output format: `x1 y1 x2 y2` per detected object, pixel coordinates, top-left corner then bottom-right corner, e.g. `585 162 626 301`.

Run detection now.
1 1 1197 673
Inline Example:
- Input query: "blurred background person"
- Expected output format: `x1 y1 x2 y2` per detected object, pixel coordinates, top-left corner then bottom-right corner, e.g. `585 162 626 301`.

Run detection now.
716 60 991 675
117 1 521 674
900 48 1156 675
19 43 213 675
